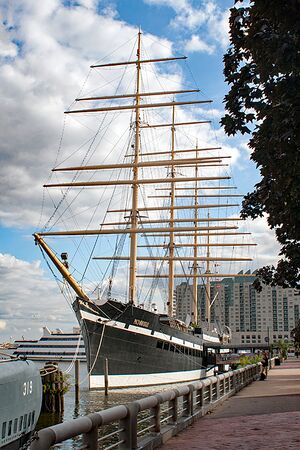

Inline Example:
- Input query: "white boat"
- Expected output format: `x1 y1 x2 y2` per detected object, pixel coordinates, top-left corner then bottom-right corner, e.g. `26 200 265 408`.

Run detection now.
13 327 85 362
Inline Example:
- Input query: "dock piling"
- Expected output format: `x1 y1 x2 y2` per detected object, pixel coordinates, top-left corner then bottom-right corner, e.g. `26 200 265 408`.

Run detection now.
104 357 109 396
75 359 80 404
41 362 66 413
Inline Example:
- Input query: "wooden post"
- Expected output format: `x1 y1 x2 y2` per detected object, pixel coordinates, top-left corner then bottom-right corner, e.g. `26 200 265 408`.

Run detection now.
75 359 80 404
55 369 61 413
41 362 66 413
104 358 109 396
50 368 55 413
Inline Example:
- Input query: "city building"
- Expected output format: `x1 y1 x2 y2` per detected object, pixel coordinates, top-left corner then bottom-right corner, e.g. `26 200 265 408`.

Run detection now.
175 271 300 345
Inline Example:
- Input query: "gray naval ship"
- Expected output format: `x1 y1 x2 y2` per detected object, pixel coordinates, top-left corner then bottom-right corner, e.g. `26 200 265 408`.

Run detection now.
0 358 42 449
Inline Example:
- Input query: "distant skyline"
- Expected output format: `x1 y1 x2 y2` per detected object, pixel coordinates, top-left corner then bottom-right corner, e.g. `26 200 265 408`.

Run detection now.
0 0 280 341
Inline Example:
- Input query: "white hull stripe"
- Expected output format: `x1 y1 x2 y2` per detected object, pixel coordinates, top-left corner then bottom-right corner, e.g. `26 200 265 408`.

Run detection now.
89 369 205 388
80 310 203 350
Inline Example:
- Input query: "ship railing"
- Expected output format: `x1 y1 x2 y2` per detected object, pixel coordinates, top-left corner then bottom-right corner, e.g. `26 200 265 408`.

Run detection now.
30 363 262 450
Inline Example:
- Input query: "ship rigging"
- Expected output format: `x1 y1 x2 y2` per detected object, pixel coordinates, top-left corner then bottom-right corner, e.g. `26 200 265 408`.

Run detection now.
34 31 256 387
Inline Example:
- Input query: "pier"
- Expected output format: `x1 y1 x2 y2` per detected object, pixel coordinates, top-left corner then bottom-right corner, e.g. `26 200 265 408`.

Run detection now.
29 358 300 449
161 357 300 450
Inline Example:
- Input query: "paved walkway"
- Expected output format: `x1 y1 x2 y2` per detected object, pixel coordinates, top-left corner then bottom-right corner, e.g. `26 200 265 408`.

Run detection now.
161 358 300 450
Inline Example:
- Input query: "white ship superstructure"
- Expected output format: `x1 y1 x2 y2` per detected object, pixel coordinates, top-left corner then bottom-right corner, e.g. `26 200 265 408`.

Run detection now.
13 327 85 362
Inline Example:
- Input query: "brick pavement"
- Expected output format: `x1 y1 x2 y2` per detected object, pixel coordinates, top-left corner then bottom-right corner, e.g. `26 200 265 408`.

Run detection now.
160 358 300 450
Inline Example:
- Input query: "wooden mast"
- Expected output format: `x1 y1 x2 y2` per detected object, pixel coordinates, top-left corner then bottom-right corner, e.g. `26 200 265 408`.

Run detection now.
128 30 141 305
192 145 199 325
168 104 176 317
205 212 211 327
34 32 257 318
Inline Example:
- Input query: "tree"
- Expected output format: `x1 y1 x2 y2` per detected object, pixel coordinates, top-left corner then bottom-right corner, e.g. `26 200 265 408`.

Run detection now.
291 319 300 348
221 0 300 290
274 339 290 360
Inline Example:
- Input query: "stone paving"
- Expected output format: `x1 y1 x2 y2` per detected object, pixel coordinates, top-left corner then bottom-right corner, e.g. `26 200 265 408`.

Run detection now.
160 358 300 450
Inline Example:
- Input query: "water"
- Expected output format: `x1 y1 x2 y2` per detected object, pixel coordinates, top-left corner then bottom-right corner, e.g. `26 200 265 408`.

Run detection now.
36 361 190 448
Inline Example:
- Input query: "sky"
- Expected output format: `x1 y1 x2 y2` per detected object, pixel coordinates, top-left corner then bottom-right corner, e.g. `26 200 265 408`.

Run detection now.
0 0 280 342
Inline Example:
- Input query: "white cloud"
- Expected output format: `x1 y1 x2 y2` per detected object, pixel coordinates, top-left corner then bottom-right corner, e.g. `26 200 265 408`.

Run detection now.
144 0 230 50
0 23 18 57
0 1 174 229
0 253 76 342
248 216 281 268
209 8 230 50
185 35 215 54
0 0 236 232
145 0 189 9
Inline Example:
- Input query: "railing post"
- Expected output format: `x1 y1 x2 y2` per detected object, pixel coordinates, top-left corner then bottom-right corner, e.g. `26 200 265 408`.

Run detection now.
187 384 195 416
225 375 229 394
198 386 203 409
182 389 191 417
215 378 220 400
168 396 178 424
82 425 98 450
150 403 161 433
209 382 213 402
232 371 236 393
82 413 102 450
119 403 139 450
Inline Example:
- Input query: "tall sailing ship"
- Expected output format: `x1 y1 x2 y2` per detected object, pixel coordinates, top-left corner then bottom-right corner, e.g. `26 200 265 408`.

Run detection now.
34 32 255 388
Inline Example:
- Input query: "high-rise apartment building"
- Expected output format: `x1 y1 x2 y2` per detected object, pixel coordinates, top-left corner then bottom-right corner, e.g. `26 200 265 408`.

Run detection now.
175 271 300 345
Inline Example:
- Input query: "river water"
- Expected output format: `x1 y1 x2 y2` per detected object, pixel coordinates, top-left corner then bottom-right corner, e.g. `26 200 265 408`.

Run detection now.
36 361 191 448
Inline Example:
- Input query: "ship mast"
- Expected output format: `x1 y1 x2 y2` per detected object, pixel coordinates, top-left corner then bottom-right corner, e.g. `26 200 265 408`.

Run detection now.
36 31 257 311
167 104 176 317
192 144 199 324
129 31 142 305
205 212 211 327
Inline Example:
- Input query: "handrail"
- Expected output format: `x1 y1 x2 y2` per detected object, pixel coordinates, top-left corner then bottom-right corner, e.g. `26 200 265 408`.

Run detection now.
30 364 262 450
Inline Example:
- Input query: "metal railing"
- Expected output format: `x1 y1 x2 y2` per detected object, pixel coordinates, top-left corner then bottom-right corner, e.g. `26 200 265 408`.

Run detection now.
31 364 261 450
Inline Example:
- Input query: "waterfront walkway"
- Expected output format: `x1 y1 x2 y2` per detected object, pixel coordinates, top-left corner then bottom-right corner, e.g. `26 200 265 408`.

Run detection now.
161 358 300 450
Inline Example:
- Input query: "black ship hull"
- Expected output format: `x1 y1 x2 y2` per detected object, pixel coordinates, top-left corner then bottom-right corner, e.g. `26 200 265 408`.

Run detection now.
73 298 219 388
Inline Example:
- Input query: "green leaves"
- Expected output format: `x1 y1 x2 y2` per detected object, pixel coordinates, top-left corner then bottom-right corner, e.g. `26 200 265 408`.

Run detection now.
291 319 300 346
222 0 300 289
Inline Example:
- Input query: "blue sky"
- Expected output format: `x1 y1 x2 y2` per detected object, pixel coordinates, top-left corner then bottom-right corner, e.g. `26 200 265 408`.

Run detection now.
0 0 279 341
